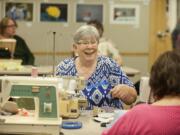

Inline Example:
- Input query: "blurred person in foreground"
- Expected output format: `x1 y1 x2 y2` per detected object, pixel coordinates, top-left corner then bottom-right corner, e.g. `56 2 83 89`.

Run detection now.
56 25 137 109
102 50 180 135
0 17 34 65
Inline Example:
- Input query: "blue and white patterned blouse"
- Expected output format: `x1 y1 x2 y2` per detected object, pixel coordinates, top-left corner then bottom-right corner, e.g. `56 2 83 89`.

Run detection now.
56 56 134 109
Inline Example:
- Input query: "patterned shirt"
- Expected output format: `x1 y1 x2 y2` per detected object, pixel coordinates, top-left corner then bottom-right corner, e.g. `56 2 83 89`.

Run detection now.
56 56 134 109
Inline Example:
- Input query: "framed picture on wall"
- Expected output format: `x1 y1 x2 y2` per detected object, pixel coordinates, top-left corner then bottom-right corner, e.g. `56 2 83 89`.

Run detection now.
110 4 139 25
40 3 68 22
5 2 34 21
76 4 103 23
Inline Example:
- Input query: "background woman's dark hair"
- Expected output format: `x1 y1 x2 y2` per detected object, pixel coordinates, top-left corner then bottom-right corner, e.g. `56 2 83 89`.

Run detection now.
171 18 180 49
149 50 180 100
0 17 17 34
87 20 104 37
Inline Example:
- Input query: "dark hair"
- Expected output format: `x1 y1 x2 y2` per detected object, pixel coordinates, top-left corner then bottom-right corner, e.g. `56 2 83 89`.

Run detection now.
149 50 180 100
0 17 17 34
87 20 104 37
177 18 180 28
171 18 180 49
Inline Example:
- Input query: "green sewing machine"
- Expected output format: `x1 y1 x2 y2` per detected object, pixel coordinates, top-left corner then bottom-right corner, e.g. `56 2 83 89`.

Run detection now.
0 76 62 135
0 76 60 120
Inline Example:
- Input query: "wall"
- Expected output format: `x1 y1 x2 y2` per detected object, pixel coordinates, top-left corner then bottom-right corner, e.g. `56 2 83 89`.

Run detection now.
168 0 177 32
0 0 150 75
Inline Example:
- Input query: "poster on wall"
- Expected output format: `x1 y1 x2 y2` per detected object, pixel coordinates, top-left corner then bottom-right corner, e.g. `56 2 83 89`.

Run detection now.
5 2 33 21
110 4 139 25
76 4 103 23
40 3 68 22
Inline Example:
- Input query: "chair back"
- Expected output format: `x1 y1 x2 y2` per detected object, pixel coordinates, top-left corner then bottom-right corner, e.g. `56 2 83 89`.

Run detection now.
139 77 151 103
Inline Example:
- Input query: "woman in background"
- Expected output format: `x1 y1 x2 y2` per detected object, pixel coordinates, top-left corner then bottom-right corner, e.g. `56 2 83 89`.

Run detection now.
0 17 34 65
87 20 123 66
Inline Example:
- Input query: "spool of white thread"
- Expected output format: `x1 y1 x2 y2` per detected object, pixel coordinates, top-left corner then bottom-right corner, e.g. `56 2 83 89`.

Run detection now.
58 78 64 90
31 66 38 77
68 79 77 95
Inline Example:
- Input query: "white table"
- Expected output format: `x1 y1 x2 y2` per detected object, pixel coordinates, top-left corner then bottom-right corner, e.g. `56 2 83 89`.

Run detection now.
0 66 53 76
0 113 104 135
0 115 61 135
60 110 127 135
61 114 105 135
0 65 140 77
121 66 140 77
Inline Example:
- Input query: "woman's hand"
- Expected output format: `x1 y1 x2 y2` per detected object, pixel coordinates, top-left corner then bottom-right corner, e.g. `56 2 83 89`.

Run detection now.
110 84 137 105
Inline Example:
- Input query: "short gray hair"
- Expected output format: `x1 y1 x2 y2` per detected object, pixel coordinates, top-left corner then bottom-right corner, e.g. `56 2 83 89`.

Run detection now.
73 25 100 44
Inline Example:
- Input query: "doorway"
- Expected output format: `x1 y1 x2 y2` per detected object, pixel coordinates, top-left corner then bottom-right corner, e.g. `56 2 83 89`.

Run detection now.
148 0 172 70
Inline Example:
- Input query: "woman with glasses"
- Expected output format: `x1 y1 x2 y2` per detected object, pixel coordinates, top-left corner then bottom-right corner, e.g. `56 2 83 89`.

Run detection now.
56 25 137 109
0 17 34 65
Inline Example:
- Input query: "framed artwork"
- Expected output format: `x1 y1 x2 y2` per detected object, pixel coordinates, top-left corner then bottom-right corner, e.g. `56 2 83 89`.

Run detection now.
5 2 33 21
76 4 103 23
40 3 68 22
110 4 139 25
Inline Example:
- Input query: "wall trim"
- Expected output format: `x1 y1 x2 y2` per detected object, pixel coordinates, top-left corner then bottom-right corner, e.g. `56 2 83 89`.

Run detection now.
121 52 148 56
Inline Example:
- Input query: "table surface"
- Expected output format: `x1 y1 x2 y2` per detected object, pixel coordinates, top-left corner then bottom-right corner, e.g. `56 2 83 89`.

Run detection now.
0 66 53 76
0 112 105 135
61 112 107 135
0 115 61 135
0 65 140 77
61 110 127 135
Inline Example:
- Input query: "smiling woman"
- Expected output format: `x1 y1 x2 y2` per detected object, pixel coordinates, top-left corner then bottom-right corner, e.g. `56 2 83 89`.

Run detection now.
56 25 137 109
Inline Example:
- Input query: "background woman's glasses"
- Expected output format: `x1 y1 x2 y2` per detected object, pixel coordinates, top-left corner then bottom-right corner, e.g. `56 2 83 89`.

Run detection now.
77 40 97 46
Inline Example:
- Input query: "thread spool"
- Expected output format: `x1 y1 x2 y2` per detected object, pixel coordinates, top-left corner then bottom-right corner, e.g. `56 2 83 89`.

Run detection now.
68 79 77 94
31 67 38 77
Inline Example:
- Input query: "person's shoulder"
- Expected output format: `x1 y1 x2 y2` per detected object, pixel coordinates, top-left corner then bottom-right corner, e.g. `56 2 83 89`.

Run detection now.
126 104 154 116
98 55 113 63
56 57 76 76
13 35 20 38
132 104 151 110
97 56 123 73
57 57 75 67
98 56 119 67
13 35 25 42
64 57 74 63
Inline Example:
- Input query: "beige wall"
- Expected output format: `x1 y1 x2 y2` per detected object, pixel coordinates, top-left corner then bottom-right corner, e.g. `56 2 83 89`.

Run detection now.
0 0 150 75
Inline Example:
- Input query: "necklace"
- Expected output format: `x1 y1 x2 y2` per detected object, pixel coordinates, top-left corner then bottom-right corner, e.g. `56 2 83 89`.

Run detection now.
75 58 97 80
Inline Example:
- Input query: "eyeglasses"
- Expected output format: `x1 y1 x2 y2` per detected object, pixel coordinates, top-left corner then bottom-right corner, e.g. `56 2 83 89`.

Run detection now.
77 40 98 46
6 25 17 28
